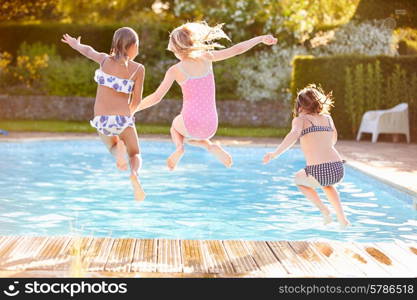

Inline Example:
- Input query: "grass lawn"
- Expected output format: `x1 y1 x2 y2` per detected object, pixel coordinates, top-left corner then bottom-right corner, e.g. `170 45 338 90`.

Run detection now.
0 120 289 138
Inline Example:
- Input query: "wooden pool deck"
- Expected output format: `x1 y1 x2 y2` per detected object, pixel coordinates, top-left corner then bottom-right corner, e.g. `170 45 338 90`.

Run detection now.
0 236 416 277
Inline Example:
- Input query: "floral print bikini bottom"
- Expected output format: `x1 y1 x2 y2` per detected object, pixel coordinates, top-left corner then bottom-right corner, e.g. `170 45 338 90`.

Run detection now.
90 115 135 136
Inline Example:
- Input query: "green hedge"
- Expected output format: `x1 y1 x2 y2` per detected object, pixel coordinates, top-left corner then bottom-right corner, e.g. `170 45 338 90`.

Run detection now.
0 23 173 65
291 55 417 141
353 0 417 28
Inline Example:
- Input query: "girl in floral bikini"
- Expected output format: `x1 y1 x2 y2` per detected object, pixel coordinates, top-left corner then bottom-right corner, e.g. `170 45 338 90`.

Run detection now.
138 22 276 170
61 27 146 201
263 85 350 228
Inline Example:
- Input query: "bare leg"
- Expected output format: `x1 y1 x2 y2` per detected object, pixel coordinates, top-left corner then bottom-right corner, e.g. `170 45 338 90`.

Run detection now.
187 139 233 168
294 170 332 225
167 115 187 171
119 127 145 201
322 186 350 228
98 133 128 171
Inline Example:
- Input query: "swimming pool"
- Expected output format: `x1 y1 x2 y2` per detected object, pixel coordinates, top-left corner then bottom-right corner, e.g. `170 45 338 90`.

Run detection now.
0 139 416 242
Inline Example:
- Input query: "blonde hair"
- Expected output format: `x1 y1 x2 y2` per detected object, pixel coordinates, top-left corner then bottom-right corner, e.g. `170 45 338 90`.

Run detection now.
168 21 230 58
294 84 334 117
110 27 139 61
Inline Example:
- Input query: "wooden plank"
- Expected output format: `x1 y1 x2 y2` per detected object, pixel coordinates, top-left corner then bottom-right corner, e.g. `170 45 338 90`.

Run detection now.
37 237 61 259
267 241 316 277
131 239 157 273
288 241 342 277
326 241 391 277
201 240 234 274
222 240 259 275
0 236 10 246
105 238 135 273
353 242 414 276
1 236 414 277
4 236 33 258
243 241 287 277
394 240 417 260
0 237 22 258
0 237 26 267
51 237 73 270
119 238 136 272
0 236 32 270
3 236 51 270
22 237 50 260
374 242 417 276
85 237 115 272
61 236 94 272
25 237 56 270
310 241 366 277
181 240 208 274
104 238 122 272
35 236 72 270
52 236 78 271
157 239 182 273
25 236 71 271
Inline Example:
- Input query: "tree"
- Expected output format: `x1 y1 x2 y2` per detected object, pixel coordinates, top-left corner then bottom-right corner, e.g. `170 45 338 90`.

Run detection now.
0 0 61 22
56 0 156 24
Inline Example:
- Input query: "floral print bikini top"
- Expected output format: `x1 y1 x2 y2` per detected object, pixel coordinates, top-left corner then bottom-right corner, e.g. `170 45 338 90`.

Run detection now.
94 56 140 94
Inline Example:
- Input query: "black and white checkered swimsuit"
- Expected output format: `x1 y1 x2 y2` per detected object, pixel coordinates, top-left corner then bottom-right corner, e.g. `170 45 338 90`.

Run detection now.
300 116 345 186
300 117 333 137
304 160 345 186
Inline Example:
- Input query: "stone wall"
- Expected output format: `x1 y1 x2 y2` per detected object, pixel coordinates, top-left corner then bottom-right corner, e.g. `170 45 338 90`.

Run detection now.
0 95 290 127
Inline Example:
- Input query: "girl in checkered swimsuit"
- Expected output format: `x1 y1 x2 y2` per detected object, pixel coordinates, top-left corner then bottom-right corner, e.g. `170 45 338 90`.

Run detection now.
263 84 350 229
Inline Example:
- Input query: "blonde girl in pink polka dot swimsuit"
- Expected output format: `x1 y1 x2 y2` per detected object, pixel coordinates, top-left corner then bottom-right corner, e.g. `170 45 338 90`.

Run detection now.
138 22 277 170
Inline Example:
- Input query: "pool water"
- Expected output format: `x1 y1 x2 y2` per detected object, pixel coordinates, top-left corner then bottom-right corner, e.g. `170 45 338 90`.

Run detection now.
0 140 416 242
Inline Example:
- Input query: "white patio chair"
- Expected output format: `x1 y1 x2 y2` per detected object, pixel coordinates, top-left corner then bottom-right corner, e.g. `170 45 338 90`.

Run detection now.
356 103 410 143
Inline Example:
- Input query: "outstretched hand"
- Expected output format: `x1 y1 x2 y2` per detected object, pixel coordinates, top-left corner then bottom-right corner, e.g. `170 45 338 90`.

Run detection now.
61 34 81 49
261 35 277 46
263 152 275 164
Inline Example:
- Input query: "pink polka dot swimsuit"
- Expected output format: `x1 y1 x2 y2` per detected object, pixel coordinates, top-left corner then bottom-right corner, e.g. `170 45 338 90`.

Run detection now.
178 62 218 139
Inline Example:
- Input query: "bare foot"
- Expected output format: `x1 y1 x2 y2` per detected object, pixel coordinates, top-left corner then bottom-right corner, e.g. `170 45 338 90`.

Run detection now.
167 147 184 171
208 143 233 168
115 141 128 171
322 212 332 225
130 174 146 202
320 208 332 225
339 219 351 229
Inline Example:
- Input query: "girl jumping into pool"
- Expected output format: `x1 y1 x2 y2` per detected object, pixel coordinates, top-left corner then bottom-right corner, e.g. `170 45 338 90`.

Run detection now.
137 22 277 170
263 85 350 228
61 27 146 201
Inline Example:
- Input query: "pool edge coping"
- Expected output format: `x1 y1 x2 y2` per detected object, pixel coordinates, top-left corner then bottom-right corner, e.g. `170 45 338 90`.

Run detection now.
345 161 417 201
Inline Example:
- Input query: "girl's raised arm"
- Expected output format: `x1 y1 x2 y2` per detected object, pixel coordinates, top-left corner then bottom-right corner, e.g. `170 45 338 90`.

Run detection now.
61 34 107 64
263 117 304 164
205 35 277 62
136 67 176 112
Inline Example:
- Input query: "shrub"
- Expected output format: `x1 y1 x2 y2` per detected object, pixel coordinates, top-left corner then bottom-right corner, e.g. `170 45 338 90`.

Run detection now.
291 55 417 141
344 61 412 135
235 44 306 102
7 42 57 88
213 57 240 100
234 21 396 103
41 56 97 97
313 21 397 56
0 51 12 86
